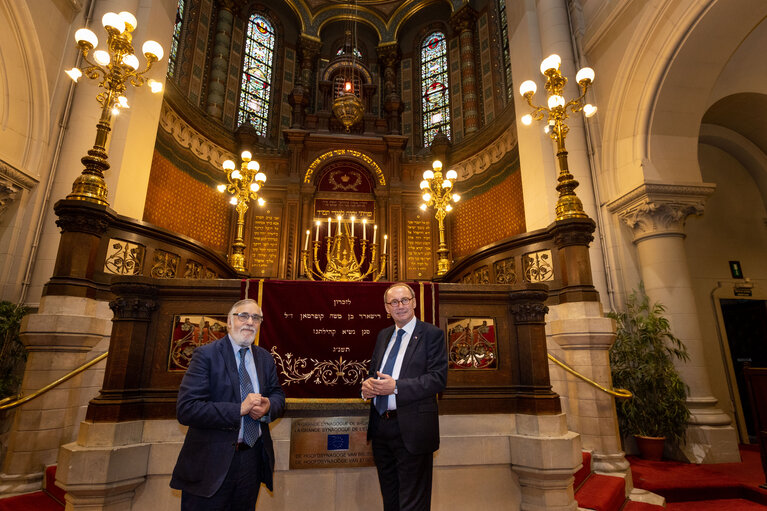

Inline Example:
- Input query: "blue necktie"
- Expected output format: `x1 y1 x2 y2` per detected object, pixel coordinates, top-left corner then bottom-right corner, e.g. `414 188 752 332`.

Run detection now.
375 329 406 415
238 347 260 446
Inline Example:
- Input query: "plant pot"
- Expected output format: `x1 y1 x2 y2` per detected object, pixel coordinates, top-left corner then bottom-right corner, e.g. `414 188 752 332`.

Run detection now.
635 435 665 461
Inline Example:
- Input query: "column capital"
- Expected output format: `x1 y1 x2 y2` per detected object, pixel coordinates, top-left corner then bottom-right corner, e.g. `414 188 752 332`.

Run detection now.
376 43 400 68
607 182 716 242
449 4 477 33
298 34 322 61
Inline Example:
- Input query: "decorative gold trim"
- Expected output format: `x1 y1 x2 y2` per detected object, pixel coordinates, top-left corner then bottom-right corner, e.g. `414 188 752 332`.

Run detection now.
547 353 632 399
287 398 366 403
255 278 265 346
304 149 386 186
270 346 370 387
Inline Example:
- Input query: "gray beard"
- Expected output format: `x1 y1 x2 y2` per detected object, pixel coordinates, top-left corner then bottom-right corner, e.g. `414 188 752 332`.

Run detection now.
231 334 255 347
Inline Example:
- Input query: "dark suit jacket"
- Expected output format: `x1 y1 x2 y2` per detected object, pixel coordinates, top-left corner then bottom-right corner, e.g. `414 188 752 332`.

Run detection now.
367 319 448 454
170 336 286 498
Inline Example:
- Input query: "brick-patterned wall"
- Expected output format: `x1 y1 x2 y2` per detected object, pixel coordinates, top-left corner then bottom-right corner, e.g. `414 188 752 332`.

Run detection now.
450 170 525 258
144 151 230 253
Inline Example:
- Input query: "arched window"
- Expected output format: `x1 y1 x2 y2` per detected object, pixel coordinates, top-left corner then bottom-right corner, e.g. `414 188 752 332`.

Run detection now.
238 14 275 135
167 0 185 77
420 31 450 146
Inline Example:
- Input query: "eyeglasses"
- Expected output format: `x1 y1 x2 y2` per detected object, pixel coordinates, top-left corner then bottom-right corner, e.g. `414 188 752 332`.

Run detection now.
232 312 263 323
386 297 413 307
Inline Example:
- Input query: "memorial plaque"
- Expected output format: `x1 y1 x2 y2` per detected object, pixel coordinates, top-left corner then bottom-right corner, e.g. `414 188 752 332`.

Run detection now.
289 416 374 469
405 215 433 280
251 208 282 277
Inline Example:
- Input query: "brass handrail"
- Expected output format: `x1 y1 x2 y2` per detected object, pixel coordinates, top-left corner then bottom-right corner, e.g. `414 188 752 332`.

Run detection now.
0 352 108 411
547 352 632 399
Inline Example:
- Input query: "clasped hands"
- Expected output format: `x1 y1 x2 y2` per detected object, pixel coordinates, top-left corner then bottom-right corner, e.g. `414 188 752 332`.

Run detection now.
241 393 270 420
361 372 396 400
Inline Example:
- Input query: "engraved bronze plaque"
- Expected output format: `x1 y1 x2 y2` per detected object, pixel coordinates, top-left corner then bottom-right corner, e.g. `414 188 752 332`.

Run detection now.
289 416 374 469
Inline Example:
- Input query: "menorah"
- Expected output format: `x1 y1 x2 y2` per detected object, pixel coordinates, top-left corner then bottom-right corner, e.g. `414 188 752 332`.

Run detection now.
301 216 387 281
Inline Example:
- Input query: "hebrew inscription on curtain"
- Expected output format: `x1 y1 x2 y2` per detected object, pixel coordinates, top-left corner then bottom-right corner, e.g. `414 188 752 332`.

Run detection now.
242 280 438 401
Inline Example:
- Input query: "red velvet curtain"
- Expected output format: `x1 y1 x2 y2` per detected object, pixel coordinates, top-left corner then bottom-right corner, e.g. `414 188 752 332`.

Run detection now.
242 280 438 400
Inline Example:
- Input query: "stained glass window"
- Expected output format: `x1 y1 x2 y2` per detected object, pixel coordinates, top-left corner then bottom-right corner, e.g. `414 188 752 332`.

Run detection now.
238 14 275 135
496 0 512 100
167 0 185 77
421 31 450 146
336 46 363 59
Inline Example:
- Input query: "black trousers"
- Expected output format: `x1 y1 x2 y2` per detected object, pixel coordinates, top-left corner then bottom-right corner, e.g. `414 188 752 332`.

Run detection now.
371 413 434 511
181 440 263 511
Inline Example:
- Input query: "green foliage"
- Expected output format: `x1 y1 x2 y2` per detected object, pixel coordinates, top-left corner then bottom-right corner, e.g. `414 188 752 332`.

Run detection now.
608 284 690 446
0 301 29 399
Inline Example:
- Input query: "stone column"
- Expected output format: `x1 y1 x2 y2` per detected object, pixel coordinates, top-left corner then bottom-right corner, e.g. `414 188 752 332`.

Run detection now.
508 287 580 511
608 182 740 463
450 6 479 135
545 218 629 473
377 44 403 135
288 35 322 128
0 200 114 495
206 1 235 119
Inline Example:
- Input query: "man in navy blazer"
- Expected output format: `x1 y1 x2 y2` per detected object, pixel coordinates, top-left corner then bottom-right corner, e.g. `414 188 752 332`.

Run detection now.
170 299 285 510
362 283 448 511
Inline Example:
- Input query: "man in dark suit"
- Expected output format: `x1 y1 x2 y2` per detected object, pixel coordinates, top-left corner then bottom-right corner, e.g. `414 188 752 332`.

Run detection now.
170 299 285 510
362 283 448 511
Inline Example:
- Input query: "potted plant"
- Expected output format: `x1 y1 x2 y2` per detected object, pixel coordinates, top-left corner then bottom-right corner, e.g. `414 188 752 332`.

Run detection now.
0 301 29 399
608 284 690 460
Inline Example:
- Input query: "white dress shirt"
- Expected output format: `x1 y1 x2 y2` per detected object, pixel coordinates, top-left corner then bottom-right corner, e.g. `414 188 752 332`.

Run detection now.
377 316 416 411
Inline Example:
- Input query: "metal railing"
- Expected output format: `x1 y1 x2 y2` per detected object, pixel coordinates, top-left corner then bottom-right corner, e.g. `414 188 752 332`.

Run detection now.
547 352 632 399
0 352 108 411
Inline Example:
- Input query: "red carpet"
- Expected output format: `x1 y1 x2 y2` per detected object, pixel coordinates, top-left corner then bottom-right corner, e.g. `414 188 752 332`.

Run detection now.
0 465 64 511
667 499 767 510
630 444 767 508
0 491 62 511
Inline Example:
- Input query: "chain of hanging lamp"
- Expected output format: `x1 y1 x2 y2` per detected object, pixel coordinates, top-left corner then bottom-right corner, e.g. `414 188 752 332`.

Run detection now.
332 0 364 131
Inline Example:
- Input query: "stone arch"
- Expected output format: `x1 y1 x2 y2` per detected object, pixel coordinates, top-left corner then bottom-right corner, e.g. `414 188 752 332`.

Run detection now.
599 0 767 196
0 0 50 174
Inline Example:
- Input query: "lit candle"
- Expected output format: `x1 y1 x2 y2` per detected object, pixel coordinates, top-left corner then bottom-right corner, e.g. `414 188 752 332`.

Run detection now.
337 215 342 235
383 234 388 254
350 216 355 237
373 225 378 244
328 217 332 237
362 218 367 240
304 230 310 251
315 220 320 241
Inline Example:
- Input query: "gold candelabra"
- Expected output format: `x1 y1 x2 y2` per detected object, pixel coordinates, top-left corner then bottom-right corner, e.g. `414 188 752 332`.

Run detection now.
65 11 164 206
419 160 460 276
217 151 267 273
301 216 387 281
519 54 597 221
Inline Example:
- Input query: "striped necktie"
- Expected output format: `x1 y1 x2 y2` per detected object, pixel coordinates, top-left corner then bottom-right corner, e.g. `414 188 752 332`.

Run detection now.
238 347 260 446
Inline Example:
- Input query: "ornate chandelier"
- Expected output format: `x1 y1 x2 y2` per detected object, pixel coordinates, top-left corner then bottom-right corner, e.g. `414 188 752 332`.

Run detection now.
64 11 164 206
332 2 364 131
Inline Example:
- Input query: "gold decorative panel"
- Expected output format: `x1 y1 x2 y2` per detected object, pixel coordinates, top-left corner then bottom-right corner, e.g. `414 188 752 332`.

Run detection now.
151 250 180 278
104 239 145 275
494 257 516 284
184 260 204 279
473 265 490 284
522 250 554 283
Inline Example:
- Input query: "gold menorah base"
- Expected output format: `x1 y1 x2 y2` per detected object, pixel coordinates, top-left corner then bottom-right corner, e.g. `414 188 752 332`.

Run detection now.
301 230 386 282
